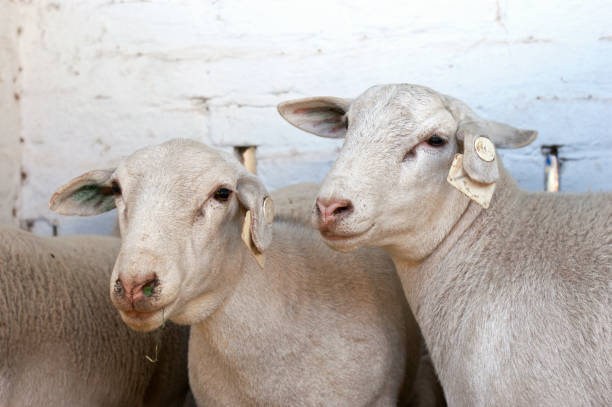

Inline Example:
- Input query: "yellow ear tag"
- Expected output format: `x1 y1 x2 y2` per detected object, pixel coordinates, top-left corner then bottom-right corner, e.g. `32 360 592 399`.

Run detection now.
241 210 265 269
263 197 274 224
447 154 496 209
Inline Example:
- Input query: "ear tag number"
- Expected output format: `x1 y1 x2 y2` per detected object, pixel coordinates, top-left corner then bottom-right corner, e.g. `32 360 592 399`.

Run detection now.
447 154 496 209
241 210 266 269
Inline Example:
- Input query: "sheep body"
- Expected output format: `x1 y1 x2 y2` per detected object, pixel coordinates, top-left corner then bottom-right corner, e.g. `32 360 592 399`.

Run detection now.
189 219 420 406
409 169 612 406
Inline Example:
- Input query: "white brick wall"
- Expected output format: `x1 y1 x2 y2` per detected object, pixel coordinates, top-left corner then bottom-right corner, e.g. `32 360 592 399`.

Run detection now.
0 1 22 226
1 0 611 235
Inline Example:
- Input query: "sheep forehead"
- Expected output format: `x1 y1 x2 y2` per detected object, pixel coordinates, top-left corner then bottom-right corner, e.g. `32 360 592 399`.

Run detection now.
117 139 240 206
348 84 449 140
345 84 450 151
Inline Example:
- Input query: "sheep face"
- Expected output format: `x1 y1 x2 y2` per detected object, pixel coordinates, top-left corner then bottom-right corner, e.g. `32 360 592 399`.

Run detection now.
50 139 272 331
278 84 536 260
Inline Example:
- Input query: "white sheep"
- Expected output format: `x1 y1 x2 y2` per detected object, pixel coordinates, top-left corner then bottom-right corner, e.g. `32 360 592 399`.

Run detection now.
0 227 192 406
48 139 436 406
278 84 612 407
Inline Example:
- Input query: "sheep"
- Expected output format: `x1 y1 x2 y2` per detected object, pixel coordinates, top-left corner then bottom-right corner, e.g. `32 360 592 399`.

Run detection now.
0 226 192 407
48 139 435 407
277 84 612 407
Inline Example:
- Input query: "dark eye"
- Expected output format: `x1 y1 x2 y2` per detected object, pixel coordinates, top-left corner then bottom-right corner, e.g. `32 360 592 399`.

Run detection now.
213 187 232 202
111 181 121 195
427 134 446 147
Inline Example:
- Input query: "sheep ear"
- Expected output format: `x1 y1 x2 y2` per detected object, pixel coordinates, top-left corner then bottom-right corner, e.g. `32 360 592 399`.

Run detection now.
448 125 498 209
458 126 499 184
236 174 274 269
442 94 538 149
442 93 536 209
277 96 352 138
458 119 538 149
49 169 117 216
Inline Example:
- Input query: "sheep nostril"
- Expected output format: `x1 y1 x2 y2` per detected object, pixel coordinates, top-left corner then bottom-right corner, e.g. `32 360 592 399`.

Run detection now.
333 204 352 216
330 201 353 218
114 279 124 296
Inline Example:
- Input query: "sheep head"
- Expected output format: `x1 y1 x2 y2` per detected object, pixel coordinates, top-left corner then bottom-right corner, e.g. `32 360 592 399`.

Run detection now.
50 139 274 331
278 84 536 260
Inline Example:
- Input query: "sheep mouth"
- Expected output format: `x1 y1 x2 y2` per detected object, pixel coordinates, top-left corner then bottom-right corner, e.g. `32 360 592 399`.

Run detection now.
123 309 159 320
320 223 374 242
119 302 175 331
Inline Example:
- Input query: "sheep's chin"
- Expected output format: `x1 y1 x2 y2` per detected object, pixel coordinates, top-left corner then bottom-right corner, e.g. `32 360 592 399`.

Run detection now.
119 308 166 332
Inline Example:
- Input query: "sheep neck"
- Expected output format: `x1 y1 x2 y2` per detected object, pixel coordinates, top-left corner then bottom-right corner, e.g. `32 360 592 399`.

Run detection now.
394 164 520 308
391 165 523 405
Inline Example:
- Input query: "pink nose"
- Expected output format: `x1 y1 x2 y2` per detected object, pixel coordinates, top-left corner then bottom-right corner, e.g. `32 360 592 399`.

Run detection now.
316 198 353 228
115 273 158 304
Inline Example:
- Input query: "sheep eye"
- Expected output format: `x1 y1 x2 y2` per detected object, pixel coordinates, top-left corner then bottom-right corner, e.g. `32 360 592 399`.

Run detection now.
213 187 232 202
427 134 446 147
111 181 121 195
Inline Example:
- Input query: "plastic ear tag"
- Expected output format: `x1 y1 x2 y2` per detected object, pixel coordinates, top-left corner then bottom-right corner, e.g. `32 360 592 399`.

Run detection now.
475 136 496 162
447 154 496 209
263 197 274 224
241 210 265 269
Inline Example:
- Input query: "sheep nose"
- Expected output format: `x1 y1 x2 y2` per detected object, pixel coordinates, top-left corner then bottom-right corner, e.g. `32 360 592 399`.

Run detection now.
316 198 353 228
115 274 158 304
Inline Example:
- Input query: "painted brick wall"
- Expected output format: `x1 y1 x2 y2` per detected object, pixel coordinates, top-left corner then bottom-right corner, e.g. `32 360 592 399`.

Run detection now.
1 0 611 235
0 1 22 226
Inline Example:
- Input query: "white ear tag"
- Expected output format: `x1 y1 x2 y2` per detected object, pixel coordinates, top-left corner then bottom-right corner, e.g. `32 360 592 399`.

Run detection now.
447 154 496 209
241 210 266 269
475 136 496 162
